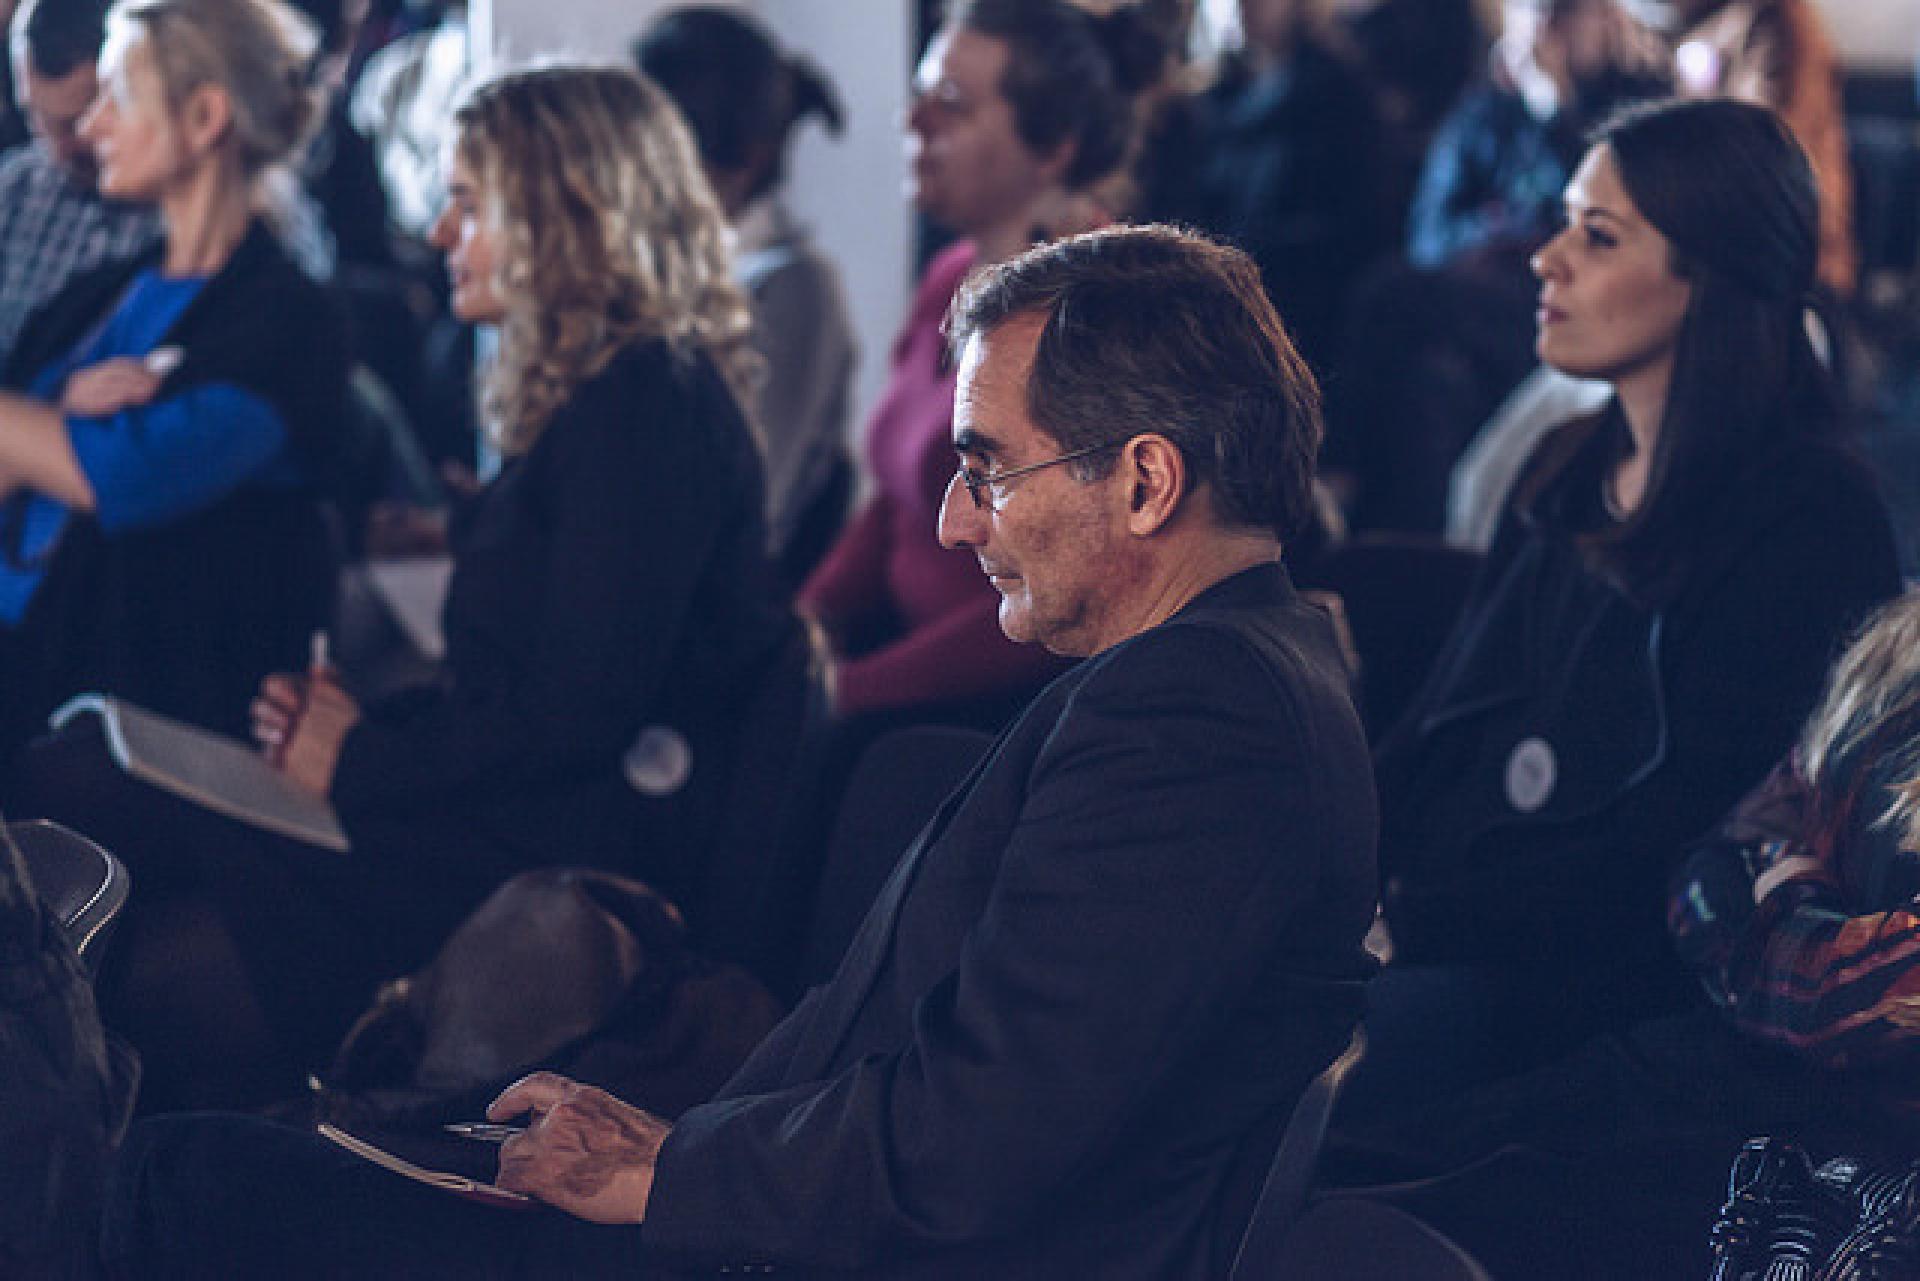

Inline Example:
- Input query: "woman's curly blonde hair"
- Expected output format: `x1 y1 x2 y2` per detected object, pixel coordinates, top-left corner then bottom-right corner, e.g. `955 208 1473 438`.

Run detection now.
452 64 756 452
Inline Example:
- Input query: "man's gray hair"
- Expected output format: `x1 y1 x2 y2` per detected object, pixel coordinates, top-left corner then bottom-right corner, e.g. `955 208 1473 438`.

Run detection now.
947 224 1323 540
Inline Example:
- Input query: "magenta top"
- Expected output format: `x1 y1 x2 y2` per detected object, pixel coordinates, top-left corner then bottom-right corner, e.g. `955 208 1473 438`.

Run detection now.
800 240 1067 718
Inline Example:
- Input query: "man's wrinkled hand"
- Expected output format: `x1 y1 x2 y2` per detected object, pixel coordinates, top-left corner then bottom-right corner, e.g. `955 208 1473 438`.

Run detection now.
488 1072 670 1225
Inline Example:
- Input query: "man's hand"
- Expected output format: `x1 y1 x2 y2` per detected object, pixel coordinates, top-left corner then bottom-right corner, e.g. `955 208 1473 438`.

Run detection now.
60 357 164 417
487 1072 670 1224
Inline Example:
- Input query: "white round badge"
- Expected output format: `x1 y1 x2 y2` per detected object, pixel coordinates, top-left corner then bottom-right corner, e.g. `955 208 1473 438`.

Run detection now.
1504 736 1557 814
624 725 693 797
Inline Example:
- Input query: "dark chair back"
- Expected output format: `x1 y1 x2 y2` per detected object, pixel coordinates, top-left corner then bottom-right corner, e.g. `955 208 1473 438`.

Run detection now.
687 629 831 973
1309 535 1482 741
798 725 992 987
1229 1027 1368 1280
8 819 129 976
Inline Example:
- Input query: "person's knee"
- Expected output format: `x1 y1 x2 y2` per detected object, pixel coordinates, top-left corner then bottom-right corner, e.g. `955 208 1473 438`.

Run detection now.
100 1114 257 1276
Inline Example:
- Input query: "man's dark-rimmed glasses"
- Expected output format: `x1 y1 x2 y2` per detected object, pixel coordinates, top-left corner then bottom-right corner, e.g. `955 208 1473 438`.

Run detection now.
956 440 1123 510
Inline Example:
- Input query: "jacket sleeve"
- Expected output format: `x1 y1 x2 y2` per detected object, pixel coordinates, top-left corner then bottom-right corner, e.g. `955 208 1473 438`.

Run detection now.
1672 753 1920 1071
750 251 853 552
68 385 287 532
1405 93 1503 269
330 369 733 811
640 626 1339 1268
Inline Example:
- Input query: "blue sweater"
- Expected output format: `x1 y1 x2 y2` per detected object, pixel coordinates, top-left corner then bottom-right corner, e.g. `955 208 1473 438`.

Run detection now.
0 269 292 622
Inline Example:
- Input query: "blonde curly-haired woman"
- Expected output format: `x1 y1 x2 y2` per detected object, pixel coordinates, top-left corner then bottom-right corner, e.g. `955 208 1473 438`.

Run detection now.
23 63 798 1109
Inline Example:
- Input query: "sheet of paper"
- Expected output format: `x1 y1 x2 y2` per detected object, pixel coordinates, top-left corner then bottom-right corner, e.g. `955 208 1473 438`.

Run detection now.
365 556 454 661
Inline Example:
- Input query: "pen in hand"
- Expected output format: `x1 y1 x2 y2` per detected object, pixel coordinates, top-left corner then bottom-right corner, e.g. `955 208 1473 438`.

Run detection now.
444 1122 525 1143
257 629 330 768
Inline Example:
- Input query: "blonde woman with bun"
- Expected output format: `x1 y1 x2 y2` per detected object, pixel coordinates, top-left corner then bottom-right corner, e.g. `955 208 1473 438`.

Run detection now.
0 0 348 761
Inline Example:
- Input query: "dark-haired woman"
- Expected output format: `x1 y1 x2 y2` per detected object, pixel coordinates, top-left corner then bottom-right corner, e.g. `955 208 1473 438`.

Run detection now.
798 0 1162 728
1357 97 1900 1111
1326 592 1920 1280
636 6 855 583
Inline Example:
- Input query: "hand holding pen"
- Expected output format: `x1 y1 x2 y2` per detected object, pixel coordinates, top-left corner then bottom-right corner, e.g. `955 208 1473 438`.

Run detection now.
251 630 360 796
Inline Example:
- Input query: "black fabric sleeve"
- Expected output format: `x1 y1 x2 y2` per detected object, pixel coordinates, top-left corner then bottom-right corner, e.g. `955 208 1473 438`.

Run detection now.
331 363 733 812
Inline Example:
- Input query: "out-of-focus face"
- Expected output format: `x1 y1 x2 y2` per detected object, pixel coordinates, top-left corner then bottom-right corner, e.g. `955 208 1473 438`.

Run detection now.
78 29 185 202
428 149 506 325
937 315 1138 658
1238 0 1305 57
1499 0 1623 119
19 58 100 182
1531 144 1692 388
905 26 1056 238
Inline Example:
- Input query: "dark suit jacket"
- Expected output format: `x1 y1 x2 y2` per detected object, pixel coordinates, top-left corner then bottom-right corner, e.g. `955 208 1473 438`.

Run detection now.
642 563 1379 1279
330 340 798 920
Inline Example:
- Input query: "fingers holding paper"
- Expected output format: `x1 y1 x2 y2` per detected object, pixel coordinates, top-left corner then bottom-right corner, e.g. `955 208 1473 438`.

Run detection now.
488 1072 669 1224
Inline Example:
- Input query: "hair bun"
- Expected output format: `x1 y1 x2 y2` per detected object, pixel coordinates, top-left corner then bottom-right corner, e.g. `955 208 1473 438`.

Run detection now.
1092 3 1167 98
786 54 844 136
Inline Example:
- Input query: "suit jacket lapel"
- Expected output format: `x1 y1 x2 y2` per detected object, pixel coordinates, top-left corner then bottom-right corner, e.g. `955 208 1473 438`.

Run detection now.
783 744 998 1082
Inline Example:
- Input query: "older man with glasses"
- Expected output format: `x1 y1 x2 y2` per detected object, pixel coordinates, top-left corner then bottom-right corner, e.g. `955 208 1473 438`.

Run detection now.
92 224 1379 1280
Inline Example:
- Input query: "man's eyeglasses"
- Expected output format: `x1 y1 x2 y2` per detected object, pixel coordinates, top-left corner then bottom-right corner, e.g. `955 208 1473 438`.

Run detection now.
955 440 1122 511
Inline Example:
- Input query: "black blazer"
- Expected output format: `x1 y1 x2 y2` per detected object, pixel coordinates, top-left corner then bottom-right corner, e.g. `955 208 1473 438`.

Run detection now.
641 563 1379 1279
330 341 797 909
1377 426 1901 1029
0 222 346 748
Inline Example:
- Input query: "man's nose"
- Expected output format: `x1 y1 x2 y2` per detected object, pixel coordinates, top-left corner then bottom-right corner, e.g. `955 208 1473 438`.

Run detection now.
936 471 982 550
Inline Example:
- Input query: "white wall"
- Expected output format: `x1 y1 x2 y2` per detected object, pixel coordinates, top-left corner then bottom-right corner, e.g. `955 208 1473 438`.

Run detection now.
478 0 914 437
1815 0 1920 72
759 1 912 438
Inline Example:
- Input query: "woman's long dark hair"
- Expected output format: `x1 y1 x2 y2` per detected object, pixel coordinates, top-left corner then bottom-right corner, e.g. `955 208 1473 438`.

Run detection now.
1518 97 1833 605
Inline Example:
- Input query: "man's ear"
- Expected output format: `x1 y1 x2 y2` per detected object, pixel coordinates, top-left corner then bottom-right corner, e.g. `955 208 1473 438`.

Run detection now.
1120 433 1186 537
179 82 233 157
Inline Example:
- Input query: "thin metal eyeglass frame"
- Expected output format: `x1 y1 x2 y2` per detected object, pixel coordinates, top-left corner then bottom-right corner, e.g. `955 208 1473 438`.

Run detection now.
958 440 1123 510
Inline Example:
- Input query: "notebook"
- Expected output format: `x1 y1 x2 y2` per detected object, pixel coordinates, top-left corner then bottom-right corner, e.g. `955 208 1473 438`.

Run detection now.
317 1123 532 1209
50 694 350 853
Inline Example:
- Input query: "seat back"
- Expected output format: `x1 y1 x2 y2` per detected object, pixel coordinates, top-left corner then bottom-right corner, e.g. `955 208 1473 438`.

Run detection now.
686 629 830 972
798 725 992 987
9 819 130 975
1229 1026 1368 1280
1311 535 1482 740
